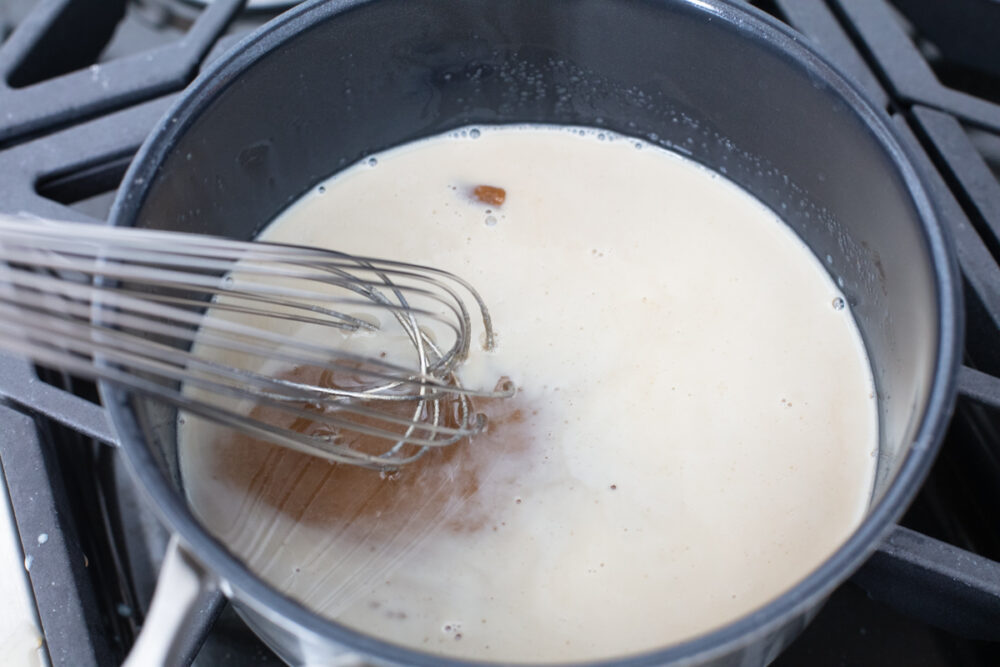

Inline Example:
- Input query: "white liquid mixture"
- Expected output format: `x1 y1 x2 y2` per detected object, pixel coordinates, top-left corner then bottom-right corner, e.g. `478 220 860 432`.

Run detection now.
179 126 877 662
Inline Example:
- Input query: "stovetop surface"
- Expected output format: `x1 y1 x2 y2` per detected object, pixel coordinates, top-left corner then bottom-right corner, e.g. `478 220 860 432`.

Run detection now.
1 1 999 665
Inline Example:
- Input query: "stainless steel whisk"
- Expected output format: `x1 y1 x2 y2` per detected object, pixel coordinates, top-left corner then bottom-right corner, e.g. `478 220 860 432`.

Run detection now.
0 215 513 470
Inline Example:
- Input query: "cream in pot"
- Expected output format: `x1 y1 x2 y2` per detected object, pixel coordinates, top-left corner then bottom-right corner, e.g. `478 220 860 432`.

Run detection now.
179 126 877 662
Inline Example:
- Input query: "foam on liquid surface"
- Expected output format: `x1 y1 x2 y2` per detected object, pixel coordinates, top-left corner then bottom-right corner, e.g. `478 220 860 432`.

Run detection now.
178 126 877 662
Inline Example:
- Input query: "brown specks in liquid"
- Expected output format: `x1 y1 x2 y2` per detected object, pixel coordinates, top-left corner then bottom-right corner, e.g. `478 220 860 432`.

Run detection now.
204 363 534 560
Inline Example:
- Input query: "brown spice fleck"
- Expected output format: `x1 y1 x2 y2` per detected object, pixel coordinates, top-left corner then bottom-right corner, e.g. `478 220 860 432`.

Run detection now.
473 185 506 206
205 363 535 548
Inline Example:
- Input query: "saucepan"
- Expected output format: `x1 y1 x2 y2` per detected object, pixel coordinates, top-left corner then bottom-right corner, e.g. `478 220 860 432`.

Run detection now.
103 0 961 664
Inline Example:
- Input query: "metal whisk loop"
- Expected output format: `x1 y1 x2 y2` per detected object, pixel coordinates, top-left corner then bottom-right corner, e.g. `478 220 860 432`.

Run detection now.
0 216 514 470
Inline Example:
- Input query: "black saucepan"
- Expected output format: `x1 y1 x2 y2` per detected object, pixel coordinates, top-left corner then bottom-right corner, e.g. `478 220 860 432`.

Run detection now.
104 0 962 664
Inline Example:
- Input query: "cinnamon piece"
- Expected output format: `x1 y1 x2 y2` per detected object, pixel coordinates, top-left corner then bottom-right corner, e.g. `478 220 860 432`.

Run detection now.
473 185 506 207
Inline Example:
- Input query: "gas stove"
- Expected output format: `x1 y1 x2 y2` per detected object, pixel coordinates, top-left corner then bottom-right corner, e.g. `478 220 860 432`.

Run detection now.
0 1 997 665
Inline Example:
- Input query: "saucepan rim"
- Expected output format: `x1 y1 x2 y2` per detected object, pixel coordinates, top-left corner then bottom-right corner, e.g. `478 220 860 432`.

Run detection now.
102 0 963 664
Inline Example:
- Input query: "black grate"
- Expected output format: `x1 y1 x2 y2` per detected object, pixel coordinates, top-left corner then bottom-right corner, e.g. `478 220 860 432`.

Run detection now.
0 0 243 146
0 1 998 665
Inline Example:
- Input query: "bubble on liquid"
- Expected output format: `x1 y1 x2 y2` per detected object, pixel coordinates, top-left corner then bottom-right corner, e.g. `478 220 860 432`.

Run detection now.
634 141 643 150
317 185 326 194
469 128 481 139
367 156 378 167
496 377 516 394
485 215 498 226
597 133 606 141
832 297 846 310
222 275 234 289
37 533 48 545
825 254 833 264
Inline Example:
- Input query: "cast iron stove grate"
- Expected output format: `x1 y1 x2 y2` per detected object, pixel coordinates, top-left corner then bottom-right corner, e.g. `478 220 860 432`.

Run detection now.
0 1 997 665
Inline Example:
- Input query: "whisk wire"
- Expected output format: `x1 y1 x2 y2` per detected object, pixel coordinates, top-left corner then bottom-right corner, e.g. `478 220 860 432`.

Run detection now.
0 216 512 470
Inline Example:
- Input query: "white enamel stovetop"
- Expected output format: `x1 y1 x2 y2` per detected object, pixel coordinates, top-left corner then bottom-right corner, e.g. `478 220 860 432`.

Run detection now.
0 479 45 666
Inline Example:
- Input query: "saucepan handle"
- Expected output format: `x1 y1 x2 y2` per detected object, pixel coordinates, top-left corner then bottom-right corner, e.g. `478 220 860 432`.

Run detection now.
124 535 221 667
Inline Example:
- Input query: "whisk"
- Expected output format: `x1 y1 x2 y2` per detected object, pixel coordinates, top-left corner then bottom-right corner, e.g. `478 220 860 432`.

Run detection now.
0 215 514 470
